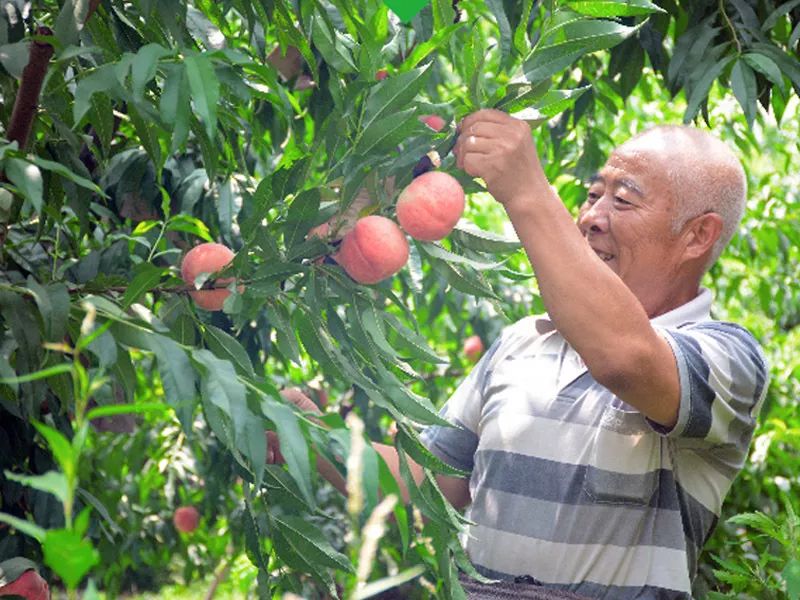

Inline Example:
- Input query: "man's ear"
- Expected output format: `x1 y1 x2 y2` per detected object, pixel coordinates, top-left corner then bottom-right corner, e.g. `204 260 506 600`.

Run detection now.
683 212 723 260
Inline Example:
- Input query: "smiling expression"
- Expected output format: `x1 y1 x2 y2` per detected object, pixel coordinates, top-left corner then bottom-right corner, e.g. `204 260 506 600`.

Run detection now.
577 135 696 316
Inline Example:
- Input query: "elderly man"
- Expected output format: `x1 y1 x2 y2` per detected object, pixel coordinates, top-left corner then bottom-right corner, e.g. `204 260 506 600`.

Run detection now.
275 112 768 599
414 111 767 598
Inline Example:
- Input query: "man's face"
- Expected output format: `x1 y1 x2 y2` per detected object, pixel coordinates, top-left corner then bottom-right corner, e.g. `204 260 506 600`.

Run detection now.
578 137 688 315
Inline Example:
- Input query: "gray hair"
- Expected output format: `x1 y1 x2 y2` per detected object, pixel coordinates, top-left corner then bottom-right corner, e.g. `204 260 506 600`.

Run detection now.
627 125 747 270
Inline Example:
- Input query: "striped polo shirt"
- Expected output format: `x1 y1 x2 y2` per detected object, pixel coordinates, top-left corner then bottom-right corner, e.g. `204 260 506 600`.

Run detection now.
421 289 768 599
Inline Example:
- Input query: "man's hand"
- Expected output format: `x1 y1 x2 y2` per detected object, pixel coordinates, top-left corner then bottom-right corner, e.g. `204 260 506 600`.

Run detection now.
453 109 547 208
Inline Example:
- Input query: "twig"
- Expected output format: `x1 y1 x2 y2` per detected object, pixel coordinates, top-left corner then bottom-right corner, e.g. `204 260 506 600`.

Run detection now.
203 558 232 600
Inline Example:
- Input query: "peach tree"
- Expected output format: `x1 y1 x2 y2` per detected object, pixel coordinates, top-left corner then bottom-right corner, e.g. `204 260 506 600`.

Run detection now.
0 0 798 597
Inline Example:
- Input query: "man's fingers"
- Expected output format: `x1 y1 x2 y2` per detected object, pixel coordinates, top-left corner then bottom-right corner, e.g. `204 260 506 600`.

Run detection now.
459 108 511 132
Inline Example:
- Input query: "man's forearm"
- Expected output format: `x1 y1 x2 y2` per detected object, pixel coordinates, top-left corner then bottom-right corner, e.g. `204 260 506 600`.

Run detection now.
503 188 679 426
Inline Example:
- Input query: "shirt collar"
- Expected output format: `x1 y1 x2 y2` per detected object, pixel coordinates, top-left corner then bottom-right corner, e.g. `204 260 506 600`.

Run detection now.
535 287 713 334
649 287 713 328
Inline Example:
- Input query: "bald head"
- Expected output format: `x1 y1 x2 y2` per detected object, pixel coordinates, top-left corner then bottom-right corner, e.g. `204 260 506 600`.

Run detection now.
619 125 747 269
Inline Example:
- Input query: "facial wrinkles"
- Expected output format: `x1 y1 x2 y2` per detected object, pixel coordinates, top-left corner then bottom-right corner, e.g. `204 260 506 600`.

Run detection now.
582 151 681 278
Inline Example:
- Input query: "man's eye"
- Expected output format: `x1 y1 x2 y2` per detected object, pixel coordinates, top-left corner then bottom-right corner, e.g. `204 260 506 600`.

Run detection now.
614 196 632 206
586 191 601 203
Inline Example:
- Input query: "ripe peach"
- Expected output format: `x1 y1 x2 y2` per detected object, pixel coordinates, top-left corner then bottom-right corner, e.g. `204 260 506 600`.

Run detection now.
0 569 49 600
180 243 238 311
333 216 409 284
173 506 200 533
375 69 389 81
463 335 484 362
267 45 303 81
396 171 465 241
419 114 446 132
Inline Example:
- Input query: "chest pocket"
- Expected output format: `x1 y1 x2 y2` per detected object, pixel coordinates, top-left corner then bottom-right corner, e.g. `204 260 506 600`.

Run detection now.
583 400 662 506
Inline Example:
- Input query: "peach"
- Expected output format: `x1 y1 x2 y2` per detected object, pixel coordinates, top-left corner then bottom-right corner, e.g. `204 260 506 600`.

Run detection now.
419 114 446 132
267 45 303 81
173 506 200 533
396 171 465 241
180 242 238 311
333 216 409 284
0 569 50 600
463 335 484 362
375 69 389 81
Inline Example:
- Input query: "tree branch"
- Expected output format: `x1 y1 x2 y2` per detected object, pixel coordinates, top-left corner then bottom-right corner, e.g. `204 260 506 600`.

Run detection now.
6 27 55 151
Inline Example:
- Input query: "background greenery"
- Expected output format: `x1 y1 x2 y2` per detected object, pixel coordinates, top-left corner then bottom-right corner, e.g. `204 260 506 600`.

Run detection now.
0 0 798 598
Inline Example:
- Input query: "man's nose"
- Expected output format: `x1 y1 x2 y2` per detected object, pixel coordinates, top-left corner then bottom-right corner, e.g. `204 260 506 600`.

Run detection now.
578 197 609 234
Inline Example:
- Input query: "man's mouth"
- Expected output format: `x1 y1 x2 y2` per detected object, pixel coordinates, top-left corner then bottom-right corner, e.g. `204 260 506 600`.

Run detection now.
593 249 614 262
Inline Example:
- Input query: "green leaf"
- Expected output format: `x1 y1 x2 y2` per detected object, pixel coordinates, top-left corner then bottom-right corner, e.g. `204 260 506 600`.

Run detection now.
451 223 522 253
166 214 213 242
464 24 488 109
184 52 219 140
684 55 734 123
396 426 468 477
272 515 353 572
4 470 68 503
431 259 499 299
400 23 463 70
263 464 315 512
202 324 255 378
383 313 447 364
0 41 31 79
53 0 92 47
160 63 191 151
361 65 431 135
353 565 426 599
32 422 75 479
0 512 46 542
493 79 550 112
730 59 757 127
311 11 357 73
355 108 422 157
265 303 302 364
418 241 506 271
86 401 167 421
73 64 120 125
784 558 800 600
28 155 105 196
5 158 43 213
122 263 166 308
283 188 321 249
131 43 170 100
566 0 665 17
514 0 535 55
193 349 265 486
742 52 785 93
485 0 512 59
42 529 100 589
523 18 642 83
294 309 343 379
372 366 450 427
260 395 315 507
726 511 781 537
112 324 197 428
25 278 70 343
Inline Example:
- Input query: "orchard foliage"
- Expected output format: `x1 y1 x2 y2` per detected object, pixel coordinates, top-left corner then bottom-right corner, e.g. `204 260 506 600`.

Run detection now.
0 0 798 597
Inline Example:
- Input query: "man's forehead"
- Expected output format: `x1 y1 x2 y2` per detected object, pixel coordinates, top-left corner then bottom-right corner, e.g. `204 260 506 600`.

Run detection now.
589 171 645 196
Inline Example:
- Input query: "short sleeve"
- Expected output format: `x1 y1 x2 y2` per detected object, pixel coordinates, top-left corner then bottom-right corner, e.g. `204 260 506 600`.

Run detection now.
653 321 768 451
419 333 508 473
